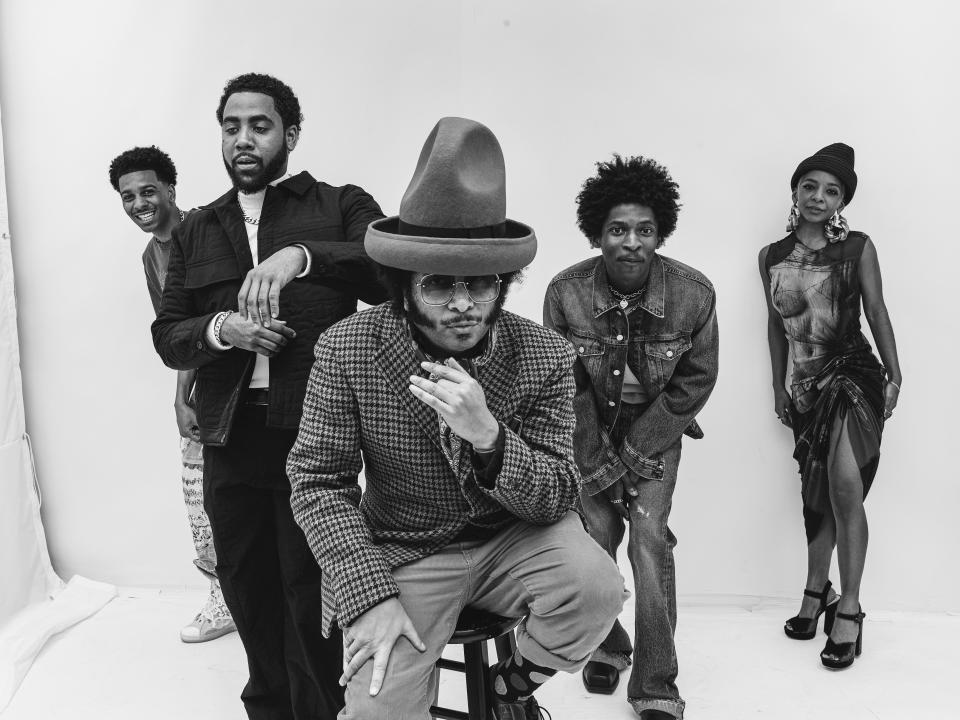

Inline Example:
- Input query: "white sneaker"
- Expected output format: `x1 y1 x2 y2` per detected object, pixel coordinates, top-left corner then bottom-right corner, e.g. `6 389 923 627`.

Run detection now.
180 581 236 643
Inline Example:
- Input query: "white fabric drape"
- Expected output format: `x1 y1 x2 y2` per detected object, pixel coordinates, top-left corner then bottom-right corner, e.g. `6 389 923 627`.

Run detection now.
0 105 115 711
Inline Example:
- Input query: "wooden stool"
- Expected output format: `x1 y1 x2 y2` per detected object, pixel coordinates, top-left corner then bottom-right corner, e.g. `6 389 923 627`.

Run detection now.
430 608 521 720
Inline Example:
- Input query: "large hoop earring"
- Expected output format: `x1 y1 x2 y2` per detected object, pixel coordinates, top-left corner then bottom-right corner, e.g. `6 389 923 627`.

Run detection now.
824 209 849 243
785 202 801 233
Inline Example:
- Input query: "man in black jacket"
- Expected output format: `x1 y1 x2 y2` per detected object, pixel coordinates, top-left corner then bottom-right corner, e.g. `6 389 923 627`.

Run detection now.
152 72 386 720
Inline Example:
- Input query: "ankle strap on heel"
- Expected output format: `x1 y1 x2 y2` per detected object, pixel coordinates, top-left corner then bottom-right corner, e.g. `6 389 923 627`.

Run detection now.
835 609 865 623
802 580 833 601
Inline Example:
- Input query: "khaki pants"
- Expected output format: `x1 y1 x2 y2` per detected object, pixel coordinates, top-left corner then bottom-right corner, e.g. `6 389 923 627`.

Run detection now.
341 511 628 720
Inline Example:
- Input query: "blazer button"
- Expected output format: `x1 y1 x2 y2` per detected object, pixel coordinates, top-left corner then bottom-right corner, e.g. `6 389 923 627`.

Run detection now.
616 334 624 341
608 401 616 407
666 350 674 358
196 340 204 350
613 369 621 376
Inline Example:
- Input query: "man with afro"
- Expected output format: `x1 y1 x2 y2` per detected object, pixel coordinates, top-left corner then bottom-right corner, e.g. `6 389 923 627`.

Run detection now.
544 155 719 720
109 145 236 644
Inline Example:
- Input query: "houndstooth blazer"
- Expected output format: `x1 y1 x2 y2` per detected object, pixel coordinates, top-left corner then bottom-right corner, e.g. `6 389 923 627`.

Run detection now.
288 303 579 634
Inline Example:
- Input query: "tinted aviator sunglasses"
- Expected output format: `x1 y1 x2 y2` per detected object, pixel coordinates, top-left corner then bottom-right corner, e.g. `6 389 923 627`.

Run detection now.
416 274 502 306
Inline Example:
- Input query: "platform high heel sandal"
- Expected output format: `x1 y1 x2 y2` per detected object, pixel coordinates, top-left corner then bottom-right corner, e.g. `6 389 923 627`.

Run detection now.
784 580 840 640
821 607 865 670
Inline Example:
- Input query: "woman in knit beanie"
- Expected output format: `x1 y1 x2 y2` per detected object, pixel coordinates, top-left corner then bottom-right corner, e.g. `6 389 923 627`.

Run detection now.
758 143 902 670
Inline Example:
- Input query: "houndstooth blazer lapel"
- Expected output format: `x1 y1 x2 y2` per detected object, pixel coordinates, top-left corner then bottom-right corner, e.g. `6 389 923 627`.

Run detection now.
373 310 444 452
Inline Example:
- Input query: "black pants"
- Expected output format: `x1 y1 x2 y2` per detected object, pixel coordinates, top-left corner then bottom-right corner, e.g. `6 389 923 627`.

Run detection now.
204 402 344 720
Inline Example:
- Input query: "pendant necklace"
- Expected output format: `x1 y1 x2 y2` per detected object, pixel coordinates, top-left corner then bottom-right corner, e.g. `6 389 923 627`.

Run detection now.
610 284 646 309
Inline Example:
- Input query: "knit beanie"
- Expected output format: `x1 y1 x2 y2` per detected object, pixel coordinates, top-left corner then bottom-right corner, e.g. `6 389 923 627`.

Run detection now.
790 143 857 204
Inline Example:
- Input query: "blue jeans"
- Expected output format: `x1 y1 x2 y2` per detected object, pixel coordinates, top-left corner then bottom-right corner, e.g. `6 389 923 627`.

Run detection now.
581 403 684 719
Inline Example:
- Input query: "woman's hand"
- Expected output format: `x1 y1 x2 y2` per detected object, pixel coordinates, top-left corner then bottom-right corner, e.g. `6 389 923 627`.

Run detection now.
883 379 900 420
774 389 793 428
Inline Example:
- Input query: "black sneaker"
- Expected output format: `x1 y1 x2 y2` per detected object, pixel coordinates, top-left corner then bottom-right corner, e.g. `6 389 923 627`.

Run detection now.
490 695 551 720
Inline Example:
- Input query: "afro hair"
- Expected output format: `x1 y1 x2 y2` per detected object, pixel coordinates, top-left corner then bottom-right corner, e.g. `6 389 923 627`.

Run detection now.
216 72 303 130
108 146 177 191
575 154 681 248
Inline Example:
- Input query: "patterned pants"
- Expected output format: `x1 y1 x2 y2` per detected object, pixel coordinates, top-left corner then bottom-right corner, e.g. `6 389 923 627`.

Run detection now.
181 438 217 579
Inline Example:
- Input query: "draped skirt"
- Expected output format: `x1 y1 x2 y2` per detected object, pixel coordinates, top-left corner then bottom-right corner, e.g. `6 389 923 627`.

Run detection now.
791 348 886 543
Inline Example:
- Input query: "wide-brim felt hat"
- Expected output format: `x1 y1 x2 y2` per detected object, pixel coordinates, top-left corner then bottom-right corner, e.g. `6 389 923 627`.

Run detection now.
790 142 858 204
365 117 536 275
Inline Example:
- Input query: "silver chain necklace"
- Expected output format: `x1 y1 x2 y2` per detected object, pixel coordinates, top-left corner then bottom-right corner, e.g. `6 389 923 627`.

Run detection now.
237 196 260 225
610 284 646 309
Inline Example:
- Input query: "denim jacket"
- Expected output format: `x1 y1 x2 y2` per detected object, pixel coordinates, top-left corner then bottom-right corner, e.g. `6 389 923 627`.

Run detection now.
544 254 719 495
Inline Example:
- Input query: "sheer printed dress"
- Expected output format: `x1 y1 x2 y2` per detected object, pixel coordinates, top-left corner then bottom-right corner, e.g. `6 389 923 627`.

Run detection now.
764 231 886 542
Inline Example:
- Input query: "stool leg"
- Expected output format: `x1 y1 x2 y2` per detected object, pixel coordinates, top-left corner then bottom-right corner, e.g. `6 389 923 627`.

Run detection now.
463 640 490 720
493 628 517 662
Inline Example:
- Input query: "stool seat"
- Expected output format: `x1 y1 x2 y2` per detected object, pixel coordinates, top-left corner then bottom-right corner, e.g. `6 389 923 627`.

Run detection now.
448 607 521 644
431 608 521 720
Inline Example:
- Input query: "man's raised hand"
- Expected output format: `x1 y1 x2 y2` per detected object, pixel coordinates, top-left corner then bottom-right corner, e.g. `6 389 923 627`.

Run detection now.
408 359 499 449
237 246 308 327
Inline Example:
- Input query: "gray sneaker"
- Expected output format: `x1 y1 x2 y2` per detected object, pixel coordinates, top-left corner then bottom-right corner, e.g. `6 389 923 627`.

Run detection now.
179 581 236 643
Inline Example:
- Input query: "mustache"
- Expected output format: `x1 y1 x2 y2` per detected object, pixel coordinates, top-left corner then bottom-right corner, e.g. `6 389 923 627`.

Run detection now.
441 315 483 327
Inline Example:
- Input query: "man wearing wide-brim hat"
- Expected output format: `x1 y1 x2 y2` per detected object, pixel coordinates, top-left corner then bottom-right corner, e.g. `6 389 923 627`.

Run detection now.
289 117 627 719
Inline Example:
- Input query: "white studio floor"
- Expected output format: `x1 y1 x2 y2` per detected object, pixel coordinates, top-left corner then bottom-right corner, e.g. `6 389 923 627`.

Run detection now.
4 585 958 720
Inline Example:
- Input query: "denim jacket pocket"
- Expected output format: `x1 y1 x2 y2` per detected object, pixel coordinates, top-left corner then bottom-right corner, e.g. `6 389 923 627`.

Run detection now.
184 255 242 289
641 334 692 394
570 331 605 383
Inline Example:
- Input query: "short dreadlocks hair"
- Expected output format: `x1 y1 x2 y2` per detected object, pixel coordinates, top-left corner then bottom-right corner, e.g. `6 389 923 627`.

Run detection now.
216 73 303 130
575 155 681 248
108 146 177 191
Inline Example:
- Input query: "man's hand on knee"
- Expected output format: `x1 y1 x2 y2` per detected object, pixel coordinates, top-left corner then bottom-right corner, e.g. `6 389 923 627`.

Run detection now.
340 597 426 696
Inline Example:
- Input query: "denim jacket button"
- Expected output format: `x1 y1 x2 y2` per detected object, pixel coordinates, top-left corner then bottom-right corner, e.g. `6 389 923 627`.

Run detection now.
607 401 616 407
578 346 585 353
666 350 674 358
616 334 624 341
613 369 621 376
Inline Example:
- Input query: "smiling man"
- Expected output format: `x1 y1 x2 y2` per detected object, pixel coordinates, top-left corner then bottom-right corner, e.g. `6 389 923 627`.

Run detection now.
109 146 236 645
152 73 387 720
544 155 718 720
289 117 626 720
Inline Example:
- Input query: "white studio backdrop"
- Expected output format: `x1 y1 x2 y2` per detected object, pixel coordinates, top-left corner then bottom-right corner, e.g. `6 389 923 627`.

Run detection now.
0 107 115 710
0 0 956 623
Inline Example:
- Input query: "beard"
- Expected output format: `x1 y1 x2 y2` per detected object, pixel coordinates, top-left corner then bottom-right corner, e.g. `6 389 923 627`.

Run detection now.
224 142 289 193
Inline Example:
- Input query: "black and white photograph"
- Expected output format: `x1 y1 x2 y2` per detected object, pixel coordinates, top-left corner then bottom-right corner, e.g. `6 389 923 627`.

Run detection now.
0 1 956 719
